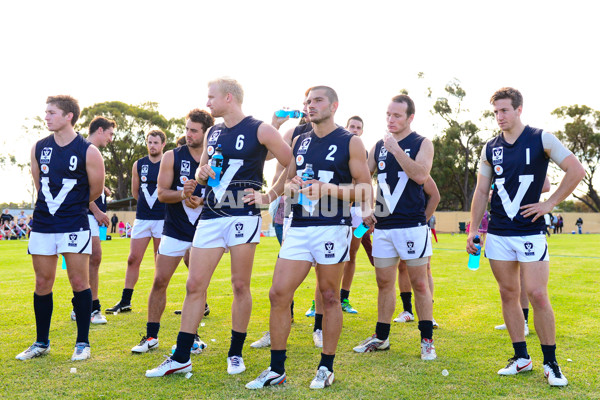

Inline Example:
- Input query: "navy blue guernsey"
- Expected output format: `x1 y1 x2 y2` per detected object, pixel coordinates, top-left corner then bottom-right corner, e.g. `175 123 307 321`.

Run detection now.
291 127 354 227
292 123 313 142
374 132 427 229
32 134 91 233
486 126 548 236
136 156 165 220
89 192 107 215
163 146 205 242
201 116 268 219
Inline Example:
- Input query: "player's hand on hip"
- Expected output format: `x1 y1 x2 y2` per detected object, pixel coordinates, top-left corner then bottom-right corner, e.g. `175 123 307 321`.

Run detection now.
520 201 552 222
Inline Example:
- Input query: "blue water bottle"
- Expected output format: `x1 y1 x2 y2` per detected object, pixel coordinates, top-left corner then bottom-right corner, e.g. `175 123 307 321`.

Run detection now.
468 235 481 271
354 222 370 238
298 163 314 206
275 109 305 118
207 144 223 187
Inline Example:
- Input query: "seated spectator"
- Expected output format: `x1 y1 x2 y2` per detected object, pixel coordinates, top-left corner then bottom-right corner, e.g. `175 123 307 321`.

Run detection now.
1 209 14 225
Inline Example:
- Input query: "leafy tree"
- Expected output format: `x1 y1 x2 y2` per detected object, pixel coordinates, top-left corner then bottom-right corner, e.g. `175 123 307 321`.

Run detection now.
429 80 492 211
552 105 600 212
77 101 184 200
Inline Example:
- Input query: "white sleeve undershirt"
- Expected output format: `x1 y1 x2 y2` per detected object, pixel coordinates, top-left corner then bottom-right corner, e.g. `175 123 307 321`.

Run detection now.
542 131 572 165
478 145 492 178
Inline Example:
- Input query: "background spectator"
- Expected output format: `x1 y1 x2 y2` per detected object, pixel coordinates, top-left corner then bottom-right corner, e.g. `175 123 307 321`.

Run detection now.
576 217 583 234
111 214 119 234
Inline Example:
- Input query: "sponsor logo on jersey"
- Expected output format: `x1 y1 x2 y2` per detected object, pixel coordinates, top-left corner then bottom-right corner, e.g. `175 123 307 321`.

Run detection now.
41 164 49 174
378 146 388 160
324 241 335 258
296 155 304 166
40 147 53 164
208 130 221 145
235 222 244 238
68 233 78 247
207 145 215 156
407 240 415 254
378 161 386 170
494 165 503 175
141 165 149 175
181 160 191 176
297 138 311 155
524 241 535 256
492 147 503 165
180 176 188 184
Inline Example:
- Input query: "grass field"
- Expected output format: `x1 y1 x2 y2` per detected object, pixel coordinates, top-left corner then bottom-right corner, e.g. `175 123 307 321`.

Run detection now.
1 233 599 399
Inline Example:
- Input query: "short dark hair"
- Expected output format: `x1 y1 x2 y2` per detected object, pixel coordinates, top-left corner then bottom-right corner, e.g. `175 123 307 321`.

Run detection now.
391 94 415 117
46 95 80 126
147 129 166 143
346 116 363 128
490 87 523 109
186 108 214 131
176 135 186 147
309 86 338 104
89 116 116 135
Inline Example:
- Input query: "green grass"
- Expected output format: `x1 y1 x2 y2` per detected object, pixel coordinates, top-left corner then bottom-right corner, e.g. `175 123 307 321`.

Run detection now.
1 234 599 399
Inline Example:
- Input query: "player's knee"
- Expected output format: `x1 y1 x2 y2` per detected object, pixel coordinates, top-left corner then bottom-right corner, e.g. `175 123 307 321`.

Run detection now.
35 276 53 294
269 287 288 308
127 253 142 268
320 288 338 307
498 285 520 301
89 253 101 269
528 287 550 308
411 278 428 294
152 275 170 292
231 279 249 297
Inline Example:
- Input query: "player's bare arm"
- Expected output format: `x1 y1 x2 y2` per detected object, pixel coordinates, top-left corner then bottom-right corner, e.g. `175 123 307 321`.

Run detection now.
131 160 140 201
30 144 40 192
424 177 440 222
195 127 215 184
520 154 585 222
384 135 434 185
86 145 105 203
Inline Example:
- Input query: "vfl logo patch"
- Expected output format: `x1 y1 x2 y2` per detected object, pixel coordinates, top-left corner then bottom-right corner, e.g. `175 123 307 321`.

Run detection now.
494 165 503 175
207 145 215 156
524 241 535 256
208 130 221 145
180 176 188 184
407 241 415 254
492 147 503 165
181 160 191 176
324 241 335 258
297 138 311 155
378 146 388 160
41 164 50 174
235 222 244 238
141 175 147 182
68 233 78 247
296 155 304 166
40 147 53 164
378 161 386 170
